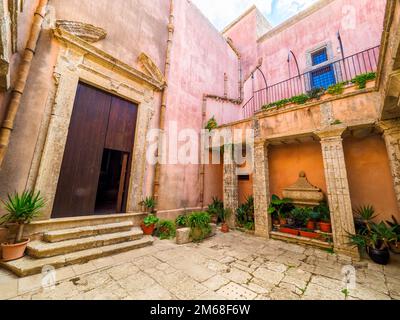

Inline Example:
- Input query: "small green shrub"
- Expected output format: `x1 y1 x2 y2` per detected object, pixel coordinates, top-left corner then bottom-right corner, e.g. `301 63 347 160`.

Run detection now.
327 82 346 95
175 214 188 228
307 87 325 100
291 94 309 105
188 212 211 242
262 98 291 110
139 196 156 212
205 116 218 131
351 72 376 89
207 197 224 222
236 196 254 227
143 214 159 227
268 195 294 220
156 220 176 240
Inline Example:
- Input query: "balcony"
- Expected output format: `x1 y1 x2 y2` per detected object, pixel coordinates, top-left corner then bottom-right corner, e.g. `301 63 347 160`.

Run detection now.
242 46 381 118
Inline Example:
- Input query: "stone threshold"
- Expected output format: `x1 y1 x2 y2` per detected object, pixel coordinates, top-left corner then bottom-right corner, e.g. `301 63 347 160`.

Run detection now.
271 231 333 250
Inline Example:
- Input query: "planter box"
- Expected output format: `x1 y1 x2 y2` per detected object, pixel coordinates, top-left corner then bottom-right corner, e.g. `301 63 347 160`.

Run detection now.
299 230 320 239
176 224 216 245
279 227 299 236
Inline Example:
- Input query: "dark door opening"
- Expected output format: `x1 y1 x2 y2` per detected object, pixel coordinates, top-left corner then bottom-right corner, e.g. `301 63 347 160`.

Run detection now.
95 149 129 214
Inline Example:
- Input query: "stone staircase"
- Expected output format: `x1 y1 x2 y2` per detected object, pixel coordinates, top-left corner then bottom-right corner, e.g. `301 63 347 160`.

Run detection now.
0 216 153 277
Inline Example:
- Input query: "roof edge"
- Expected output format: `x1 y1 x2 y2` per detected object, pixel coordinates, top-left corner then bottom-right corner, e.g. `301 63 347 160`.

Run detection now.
221 5 257 35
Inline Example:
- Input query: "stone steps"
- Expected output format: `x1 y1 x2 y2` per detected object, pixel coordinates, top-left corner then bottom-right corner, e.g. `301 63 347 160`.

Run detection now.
27 228 143 258
0 236 154 277
43 221 134 243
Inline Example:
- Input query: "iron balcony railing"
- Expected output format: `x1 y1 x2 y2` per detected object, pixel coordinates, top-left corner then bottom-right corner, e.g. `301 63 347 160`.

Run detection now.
242 45 380 118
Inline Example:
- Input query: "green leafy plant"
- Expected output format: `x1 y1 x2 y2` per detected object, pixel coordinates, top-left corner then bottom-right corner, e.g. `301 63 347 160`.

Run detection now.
341 288 350 299
0 190 45 243
143 214 159 227
291 94 309 105
205 116 218 131
207 197 224 222
244 221 255 231
268 195 294 221
236 196 254 228
156 220 176 240
175 214 188 228
327 82 346 95
351 72 376 89
263 98 292 110
139 197 156 213
386 215 400 251
289 207 309 228
307 87 325 100
331 119 343 125
187 212 211 242
314 202 330 222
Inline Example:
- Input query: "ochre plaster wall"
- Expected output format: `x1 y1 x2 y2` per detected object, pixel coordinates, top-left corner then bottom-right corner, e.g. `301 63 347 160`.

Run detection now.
268 141 327 199
343 134 399 222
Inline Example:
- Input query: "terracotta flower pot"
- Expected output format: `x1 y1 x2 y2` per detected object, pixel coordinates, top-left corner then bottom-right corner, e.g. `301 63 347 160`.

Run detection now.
141 223 155 235
299 230 320 239
279 227 299 236
306 221 315 230
320 222 332 233
1 238 30 261
0 227 8 243
389 242 400 254
279 218 287 226
221 223 229 233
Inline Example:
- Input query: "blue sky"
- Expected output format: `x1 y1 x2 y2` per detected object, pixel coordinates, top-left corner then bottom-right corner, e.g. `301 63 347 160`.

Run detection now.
191 0 319 30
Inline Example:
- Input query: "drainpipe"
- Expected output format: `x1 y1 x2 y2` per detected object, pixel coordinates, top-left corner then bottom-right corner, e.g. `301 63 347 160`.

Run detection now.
153 0 175 208
0 0 48 168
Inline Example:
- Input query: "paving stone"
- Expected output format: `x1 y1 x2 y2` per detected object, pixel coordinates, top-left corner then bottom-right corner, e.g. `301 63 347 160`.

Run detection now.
0 276 18 299
302 283 344 300
264 261 288 273
310 275 344 291
124 283 173 300
216 282 257 300
253 267 284 285
169 278 208 300
270 287 300 300
348 285 391 300
224 267 252 284
106 262 139 280
202 275 230 291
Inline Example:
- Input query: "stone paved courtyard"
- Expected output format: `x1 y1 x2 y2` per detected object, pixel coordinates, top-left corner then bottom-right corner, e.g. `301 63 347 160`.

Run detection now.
1 231 400 300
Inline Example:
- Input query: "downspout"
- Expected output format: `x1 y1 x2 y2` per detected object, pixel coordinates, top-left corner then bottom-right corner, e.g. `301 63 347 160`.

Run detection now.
0 0 48 168
153 0 174 208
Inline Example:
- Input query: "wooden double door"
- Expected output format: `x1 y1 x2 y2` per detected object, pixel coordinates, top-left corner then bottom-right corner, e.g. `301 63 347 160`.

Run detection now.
52 83 138 218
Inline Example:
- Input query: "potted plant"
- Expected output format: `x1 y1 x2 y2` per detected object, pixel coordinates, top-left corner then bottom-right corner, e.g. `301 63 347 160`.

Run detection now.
206 197 223 224
1 190 45 261
316 202 331 233
290 207 308 229
386 215 400 254
141 214 159 235
155 220 176 240
348 222 396 265
268 195 293 226
187 212 211 241
220 209 232 233
139 196 156 213
299 228 320 239
306 209 320 231
175 214 188 229
236 196 254 228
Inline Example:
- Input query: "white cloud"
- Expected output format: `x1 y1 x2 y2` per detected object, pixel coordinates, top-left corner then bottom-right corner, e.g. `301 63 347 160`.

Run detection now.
191 0 318 30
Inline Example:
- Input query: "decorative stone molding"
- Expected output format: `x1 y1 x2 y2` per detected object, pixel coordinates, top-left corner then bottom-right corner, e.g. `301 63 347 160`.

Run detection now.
56 20 106 43
253 140 271 238
137 52 166 87
282 171 324 207
316 126 359 259
33 27 158 219
223 143 238 228
52 28 165 91
377 119 400 211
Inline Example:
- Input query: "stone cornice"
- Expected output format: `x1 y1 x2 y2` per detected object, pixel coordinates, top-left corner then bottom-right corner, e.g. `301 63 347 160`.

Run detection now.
137 52 166 86
53 28 165 91
56 20 107 43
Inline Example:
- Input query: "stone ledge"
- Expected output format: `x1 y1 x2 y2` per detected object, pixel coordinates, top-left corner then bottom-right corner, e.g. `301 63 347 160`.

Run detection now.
271 231 333 250
176 224 217 245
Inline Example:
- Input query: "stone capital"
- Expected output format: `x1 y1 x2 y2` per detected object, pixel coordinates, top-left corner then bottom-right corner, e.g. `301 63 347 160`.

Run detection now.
377 119 400 135
315 124 347 141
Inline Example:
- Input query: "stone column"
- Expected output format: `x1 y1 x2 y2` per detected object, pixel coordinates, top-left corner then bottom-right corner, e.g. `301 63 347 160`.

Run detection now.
223 143 238 228
316 125 359 259
253 140 271 238
378 120 400 211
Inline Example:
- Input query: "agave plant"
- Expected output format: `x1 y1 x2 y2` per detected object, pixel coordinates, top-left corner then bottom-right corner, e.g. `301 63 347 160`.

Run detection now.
1 190 45 243
139 196 156 213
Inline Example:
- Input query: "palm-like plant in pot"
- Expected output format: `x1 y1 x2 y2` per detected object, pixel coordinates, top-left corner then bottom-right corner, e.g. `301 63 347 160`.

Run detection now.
349 205 396 265
0 191 45 261
386 216 400 254
219 208 232 233
139 197 156 213
268 195 294 226
315 202 331 233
